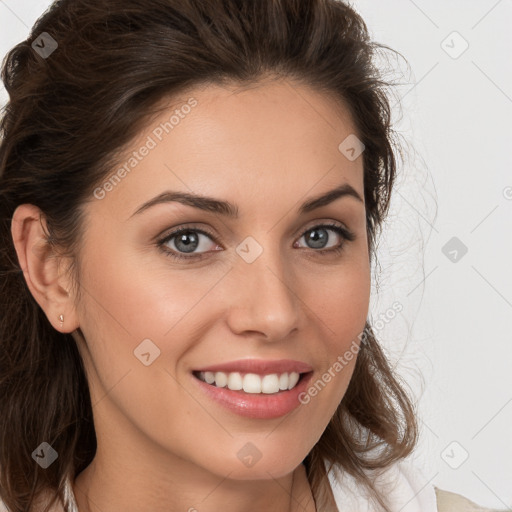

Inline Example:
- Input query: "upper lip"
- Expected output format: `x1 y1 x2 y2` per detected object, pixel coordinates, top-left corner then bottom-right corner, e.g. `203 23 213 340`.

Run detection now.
194 359 313 375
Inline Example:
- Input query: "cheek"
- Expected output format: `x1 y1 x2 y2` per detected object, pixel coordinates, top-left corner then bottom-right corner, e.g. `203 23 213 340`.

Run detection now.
78 238 226 351
74 245 220 452
299 259 370 408
304 258 371 343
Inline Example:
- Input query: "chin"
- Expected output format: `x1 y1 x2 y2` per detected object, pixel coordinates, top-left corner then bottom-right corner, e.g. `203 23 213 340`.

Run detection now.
206 445 307 481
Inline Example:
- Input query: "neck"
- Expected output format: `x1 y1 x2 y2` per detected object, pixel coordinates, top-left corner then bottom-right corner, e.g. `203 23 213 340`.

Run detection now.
72 454 316 512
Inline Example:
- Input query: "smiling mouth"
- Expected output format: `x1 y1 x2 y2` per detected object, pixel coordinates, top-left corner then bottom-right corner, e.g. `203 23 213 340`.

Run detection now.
192 370 311 394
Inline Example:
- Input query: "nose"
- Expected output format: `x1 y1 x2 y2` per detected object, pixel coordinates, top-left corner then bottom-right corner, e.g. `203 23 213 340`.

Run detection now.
224 245 301 342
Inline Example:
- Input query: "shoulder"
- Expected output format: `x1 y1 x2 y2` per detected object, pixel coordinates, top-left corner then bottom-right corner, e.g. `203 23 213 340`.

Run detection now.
326 458 438 511
325 457 506 512
435 487 508 512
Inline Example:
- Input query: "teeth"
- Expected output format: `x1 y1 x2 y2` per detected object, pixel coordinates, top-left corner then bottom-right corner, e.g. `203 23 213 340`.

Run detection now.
261 374 279 394
197 371 302 393
214 371 228 388
288 372 300 389
227 372 243 390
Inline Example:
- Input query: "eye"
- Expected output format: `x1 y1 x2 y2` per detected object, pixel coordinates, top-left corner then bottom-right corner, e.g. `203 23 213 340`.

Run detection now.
156 222 356 261
157 226 220 261
294 223 356 256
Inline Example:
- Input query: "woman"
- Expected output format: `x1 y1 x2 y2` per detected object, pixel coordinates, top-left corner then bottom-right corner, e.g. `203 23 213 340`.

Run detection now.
0 0 499 511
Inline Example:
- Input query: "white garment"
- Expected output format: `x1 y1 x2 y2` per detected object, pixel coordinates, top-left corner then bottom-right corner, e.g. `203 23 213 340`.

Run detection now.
327 458 438 511
0 458 437 512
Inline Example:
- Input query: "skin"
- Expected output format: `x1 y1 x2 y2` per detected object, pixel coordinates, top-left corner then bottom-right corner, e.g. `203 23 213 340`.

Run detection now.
11 78 370 512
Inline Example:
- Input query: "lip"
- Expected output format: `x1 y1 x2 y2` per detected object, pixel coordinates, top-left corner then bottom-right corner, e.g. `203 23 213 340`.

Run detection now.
191 370 314 419
193 358 313 375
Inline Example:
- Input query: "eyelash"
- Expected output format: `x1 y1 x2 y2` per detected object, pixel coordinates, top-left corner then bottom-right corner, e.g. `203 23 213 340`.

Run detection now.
156 222 356 262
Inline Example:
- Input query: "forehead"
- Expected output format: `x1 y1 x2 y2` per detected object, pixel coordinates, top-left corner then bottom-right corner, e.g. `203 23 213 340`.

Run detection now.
89 78 364 219
179 78 359 149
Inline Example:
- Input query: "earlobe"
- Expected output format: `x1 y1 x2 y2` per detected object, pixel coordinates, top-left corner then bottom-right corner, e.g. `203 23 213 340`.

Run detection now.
10 204 79 333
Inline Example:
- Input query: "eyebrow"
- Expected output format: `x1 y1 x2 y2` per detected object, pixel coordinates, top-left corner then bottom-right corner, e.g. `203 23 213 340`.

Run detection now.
129 183 364 219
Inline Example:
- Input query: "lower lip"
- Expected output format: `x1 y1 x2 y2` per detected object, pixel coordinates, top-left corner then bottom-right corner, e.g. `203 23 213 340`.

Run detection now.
192 372 313 419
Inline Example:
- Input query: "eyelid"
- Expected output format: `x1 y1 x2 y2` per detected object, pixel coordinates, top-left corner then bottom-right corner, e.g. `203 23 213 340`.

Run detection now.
156 223 222 247
296 218 352 237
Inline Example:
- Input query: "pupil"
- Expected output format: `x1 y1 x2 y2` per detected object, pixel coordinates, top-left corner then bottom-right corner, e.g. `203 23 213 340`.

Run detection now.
308 228 327 248
177 231 198 253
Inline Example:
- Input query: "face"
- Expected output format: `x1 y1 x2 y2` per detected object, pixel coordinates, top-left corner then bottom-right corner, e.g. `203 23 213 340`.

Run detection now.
70 78 370 481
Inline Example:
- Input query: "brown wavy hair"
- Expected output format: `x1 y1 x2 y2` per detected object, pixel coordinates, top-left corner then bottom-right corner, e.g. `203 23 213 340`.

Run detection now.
0 0 417 511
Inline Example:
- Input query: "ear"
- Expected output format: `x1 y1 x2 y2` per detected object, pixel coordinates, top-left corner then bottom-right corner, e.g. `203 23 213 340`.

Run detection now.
11 204 80 333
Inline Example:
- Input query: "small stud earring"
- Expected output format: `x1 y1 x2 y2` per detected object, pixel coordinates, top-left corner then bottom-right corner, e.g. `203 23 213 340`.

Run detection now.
58 314 64 327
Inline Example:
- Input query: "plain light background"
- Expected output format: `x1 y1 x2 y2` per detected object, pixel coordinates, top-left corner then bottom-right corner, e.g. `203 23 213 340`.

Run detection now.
0 0 511 509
